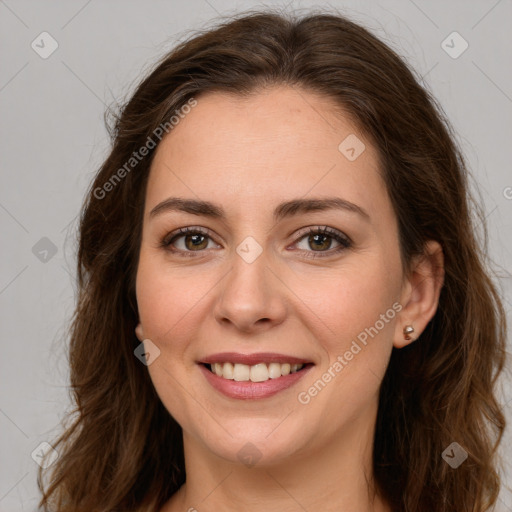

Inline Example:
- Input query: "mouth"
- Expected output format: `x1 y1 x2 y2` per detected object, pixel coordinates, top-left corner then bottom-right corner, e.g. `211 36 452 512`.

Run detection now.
197 352 314 400
201 361 313 382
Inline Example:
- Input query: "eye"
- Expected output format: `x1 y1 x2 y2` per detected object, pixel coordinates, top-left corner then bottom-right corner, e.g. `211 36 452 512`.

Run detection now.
160 225 351 258
291 226 352 259
160 227 219 256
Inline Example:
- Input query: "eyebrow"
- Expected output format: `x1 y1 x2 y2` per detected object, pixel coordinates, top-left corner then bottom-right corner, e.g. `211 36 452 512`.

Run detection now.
149 196 371 223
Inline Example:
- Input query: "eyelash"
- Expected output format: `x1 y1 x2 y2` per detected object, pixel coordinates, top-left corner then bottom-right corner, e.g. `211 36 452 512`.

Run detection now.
160 226 352 259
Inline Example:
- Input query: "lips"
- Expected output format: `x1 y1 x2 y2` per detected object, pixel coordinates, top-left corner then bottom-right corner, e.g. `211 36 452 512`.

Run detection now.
197 352 314 400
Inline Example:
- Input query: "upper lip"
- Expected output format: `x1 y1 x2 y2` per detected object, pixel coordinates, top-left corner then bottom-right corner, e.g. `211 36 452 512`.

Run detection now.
198 352 313 366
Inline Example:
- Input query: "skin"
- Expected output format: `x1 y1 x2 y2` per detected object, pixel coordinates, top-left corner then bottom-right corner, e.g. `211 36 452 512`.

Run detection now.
134 86 444 512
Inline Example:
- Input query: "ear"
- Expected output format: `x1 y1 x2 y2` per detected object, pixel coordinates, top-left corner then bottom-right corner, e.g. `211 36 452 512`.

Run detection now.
394 240 445 349
135 322 145 341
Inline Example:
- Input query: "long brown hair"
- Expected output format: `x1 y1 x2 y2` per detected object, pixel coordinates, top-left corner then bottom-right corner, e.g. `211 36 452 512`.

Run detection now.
38 8 508 511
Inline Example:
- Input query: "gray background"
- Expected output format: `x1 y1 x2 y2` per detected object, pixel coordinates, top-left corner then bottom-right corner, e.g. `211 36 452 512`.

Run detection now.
1 0 511 510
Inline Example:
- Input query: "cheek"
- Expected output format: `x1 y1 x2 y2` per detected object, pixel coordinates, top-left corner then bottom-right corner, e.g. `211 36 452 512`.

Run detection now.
296 257 399 340
135 254 211 423
339 267 397 337
135 252 217 348
295 252 400 390
292 271 397 430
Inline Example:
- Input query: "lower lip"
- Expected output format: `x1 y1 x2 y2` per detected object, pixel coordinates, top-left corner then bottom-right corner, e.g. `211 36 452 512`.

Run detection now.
199 364 313 400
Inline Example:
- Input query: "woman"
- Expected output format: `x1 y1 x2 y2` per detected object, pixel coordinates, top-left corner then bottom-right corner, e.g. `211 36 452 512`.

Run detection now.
37 9 508 512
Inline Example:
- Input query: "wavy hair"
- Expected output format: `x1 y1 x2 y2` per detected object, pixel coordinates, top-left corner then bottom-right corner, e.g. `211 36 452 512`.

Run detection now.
38 8 508 512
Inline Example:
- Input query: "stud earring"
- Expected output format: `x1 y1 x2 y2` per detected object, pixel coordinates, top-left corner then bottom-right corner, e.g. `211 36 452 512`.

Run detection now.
403 325 415 341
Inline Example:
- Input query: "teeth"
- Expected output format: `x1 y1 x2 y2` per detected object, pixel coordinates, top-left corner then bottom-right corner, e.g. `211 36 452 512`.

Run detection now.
221 362 233 379
233 363 250 381
268 362 282 379
208 362 305 382
250 363 268 382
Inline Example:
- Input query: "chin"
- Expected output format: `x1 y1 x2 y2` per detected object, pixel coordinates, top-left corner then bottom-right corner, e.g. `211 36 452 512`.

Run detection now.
196 417 313 468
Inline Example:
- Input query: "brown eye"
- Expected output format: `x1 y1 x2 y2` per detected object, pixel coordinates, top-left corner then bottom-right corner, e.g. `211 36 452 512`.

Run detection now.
293 226 351 259
307 233 332 251
182 233 209 251
162 227 218 254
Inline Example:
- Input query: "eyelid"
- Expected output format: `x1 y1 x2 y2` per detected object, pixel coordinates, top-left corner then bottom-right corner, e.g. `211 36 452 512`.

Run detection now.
162 225 210 242
292 225 351 244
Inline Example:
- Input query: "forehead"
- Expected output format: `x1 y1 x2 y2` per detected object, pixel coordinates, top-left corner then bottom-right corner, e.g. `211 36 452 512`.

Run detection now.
146 86 389 223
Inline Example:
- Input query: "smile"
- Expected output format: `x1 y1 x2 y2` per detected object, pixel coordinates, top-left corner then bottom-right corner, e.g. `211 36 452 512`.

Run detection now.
206 362 306 382
198 352 314 400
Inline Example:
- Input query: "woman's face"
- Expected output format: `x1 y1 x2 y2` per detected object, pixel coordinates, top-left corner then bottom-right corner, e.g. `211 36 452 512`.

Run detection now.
135 86 407 466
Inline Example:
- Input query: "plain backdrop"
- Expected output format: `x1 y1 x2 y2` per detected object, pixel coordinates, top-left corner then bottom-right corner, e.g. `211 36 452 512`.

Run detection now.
0 0 511 510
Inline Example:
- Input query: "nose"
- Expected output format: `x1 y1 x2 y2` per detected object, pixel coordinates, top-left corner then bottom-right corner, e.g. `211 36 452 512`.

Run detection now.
213 246 287 334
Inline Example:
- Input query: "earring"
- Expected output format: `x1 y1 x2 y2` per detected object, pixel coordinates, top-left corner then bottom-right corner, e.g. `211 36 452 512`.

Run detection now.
403 325 415 341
